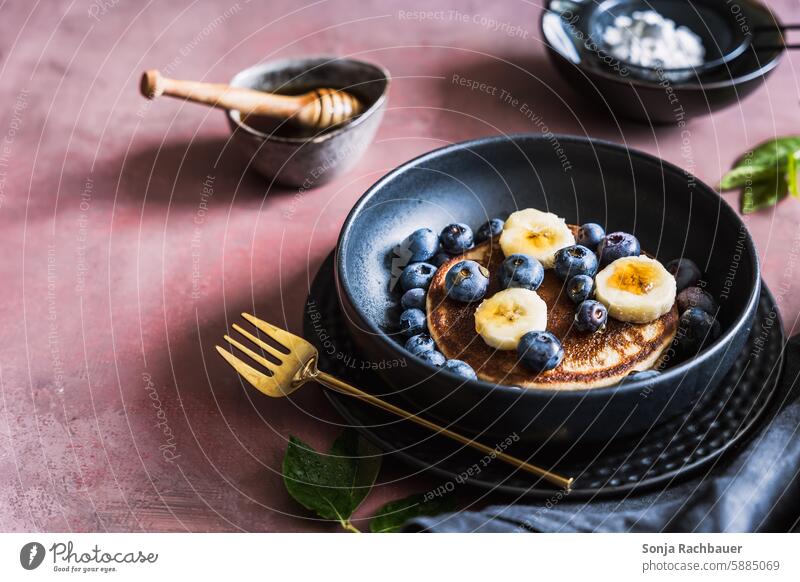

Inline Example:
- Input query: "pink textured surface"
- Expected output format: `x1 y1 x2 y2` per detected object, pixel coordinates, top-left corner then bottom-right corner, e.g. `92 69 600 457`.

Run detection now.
1 0 799 532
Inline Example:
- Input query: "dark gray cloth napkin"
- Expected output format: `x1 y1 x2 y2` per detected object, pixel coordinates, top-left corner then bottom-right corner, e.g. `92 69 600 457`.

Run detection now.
405 335 800 533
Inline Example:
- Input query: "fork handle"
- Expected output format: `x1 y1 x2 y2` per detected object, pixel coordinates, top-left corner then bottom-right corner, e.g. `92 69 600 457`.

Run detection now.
315 371 573 491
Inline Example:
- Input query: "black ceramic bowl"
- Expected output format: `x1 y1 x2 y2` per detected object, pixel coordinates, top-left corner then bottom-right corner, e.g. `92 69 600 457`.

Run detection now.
227 56 389 187
336 134 760 448
541 0 785 123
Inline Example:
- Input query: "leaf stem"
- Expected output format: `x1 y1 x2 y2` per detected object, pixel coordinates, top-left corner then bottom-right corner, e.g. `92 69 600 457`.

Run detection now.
341 520 361 533
788 151 799 198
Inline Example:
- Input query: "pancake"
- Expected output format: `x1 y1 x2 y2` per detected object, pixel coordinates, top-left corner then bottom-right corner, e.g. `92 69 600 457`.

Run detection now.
426 231 679 390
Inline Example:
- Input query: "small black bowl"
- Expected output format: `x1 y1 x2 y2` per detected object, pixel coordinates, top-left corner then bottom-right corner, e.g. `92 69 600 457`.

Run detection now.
541 0 785 123
226 56 389 187
335 134 760 448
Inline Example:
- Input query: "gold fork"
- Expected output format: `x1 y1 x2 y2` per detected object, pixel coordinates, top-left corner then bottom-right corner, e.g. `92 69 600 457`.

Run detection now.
216 312 573 491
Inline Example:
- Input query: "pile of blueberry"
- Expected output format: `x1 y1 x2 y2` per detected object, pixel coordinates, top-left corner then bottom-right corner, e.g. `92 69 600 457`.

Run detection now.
393 216 722 383
521 224 642 373
395 220 503 380
667 258 721 357
514 228 723 378
624 258 721 382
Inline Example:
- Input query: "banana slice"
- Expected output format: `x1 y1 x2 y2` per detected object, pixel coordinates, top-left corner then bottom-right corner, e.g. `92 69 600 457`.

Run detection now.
595 256 676 324
499 209 575 268
474 288 547 350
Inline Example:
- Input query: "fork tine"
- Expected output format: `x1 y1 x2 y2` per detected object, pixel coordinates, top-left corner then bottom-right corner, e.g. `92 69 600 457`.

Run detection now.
224 334 275 372
232 323 284 363
241 313 294 348
215 346 282 398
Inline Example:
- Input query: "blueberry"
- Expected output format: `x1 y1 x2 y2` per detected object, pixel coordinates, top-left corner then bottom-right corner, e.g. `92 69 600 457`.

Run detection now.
574 300 608 332
475 218 504 243
499 254 545 291
397 228 439 263
401 288 426 311
576 223 605 250
626 369 661 382
400 262 437 291
517 331 564 373
598 232 641 265
677 286 718 315
677 307 721 355
445 260 490 302
404 333 435 356
431 252 451 267
567 274 594 303
440 223 474 254
443 359 478 380
554 245 598 280
418 349 446 367
666 258 702 291
399 308 426 337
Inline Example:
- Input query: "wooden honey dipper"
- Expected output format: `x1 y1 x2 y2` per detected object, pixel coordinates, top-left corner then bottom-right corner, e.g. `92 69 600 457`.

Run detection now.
140 69 363 130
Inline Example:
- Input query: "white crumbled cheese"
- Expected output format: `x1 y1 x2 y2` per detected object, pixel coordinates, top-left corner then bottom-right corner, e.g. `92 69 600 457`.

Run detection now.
601 10 705 70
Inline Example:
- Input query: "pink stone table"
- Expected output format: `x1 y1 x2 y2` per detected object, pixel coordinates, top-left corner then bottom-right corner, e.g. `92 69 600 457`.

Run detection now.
1 0 798 531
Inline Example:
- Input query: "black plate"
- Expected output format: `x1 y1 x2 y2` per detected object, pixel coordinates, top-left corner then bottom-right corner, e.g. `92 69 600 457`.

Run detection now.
305 252 784 499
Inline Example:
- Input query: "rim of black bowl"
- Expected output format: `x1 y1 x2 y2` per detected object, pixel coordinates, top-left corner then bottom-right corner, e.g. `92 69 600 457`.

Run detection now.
335 133 762 397
226 55 390 144
539 0 784 91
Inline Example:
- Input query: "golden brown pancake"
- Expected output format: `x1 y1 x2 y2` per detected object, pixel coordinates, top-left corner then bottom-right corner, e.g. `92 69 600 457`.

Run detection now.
426 230 678 390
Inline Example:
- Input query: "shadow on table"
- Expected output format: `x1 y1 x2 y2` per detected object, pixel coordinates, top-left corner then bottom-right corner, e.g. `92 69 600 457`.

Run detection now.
440 53 681 140
114 136 296 206
120 263 343 528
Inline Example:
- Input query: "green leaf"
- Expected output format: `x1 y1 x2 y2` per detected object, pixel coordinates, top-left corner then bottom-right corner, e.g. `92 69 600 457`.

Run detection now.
283 430 382 531
741 172 789 214
369 493 455 533
719 163 776 191
748 136 800 167
720 136 800 190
